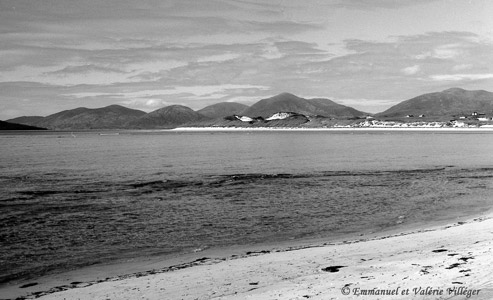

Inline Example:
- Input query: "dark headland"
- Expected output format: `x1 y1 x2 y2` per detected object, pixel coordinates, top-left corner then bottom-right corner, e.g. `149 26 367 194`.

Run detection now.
0 120 47 130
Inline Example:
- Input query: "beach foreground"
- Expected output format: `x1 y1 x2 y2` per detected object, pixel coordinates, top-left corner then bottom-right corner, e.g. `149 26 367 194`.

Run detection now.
28 214 493 300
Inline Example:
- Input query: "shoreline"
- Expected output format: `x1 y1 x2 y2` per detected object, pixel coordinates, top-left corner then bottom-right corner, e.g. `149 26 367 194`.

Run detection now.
4 208 493 300
3 126 493 135
172 126 493 132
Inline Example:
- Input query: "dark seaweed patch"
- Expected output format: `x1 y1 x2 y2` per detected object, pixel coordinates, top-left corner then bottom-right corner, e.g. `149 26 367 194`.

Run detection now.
446 263 462 269
432 249 447 253
18 189 101 197
458 257 474 262
322 266 346 273
19 282 38 288
130 180 164 188
18 190 64 196
246 250 270 255
129 180 197 190
209 173 301 185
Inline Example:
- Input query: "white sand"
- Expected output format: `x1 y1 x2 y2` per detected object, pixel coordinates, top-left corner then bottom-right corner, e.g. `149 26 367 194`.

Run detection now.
33 215 493 300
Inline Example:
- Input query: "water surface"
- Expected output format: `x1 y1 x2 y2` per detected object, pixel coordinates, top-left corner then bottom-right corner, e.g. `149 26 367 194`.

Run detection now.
1 130 493 284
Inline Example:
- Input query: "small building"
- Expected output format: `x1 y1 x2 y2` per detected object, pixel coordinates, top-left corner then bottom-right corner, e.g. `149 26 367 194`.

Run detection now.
418 114 425 118
406 114 414 118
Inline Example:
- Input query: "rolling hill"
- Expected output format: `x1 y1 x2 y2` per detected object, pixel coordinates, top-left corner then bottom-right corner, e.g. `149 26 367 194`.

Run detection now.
197 102 249 119
377 88 493 118
6 116 45 127
8 105 146 130
308 98 368 118
240 93 367 118
128 105 210 129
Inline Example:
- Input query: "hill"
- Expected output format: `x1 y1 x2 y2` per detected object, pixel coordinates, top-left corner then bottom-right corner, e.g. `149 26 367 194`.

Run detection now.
6 116 45 127
197 102 249 119
8 105 146 130
308 98 368 118
377 88 493 118
0 120 47 130
240 93 367 118
128 105 210 129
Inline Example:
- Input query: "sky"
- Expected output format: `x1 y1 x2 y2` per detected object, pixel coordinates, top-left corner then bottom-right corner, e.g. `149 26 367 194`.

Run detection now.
1 0 493 119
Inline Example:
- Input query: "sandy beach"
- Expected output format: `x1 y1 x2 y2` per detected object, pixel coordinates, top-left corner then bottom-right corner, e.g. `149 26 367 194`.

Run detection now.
3 211 488 300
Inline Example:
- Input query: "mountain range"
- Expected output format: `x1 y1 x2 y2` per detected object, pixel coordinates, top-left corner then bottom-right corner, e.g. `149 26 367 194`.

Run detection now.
5 88 493 130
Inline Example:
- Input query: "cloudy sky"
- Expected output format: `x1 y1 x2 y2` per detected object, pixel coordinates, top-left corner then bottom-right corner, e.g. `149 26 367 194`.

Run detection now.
1 0 493 119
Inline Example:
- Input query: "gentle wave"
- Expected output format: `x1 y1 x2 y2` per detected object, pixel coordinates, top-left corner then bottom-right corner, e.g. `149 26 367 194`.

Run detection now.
1 166 493 284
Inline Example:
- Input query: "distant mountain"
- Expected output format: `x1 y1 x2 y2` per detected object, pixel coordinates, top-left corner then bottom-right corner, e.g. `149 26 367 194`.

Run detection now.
0 120 47 130
377 88 493 117
308 98 368 118
128 105 210 129
240 93 367 118
197 102 249 119
8 105 146 130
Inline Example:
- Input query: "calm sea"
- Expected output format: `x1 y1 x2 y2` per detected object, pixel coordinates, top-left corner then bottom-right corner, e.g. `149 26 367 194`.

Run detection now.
1 130 493 284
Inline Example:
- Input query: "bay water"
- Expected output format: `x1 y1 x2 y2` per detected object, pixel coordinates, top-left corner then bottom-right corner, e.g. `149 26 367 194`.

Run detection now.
1 130 493 284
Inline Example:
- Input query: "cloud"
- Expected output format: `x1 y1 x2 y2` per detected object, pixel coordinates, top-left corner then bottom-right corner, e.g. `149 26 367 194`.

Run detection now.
327 97 398 113
0 1 320 47
225 95 264 106
274 40 327 55
62 84 271 111
270 31 493 100
196 53 241 63
431 44 463 59
401 65 420 75
66 84 268 99
430 73 493 81
122 98 172 110
2 0 493 119
260 44 283 59
414 44 463 60
329 0 440 10
46 64 125 75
